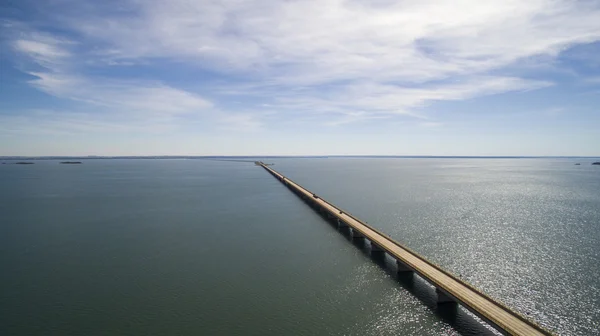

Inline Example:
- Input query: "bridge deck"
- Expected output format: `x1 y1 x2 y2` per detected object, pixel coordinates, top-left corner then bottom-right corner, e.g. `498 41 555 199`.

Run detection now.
260 164 553 336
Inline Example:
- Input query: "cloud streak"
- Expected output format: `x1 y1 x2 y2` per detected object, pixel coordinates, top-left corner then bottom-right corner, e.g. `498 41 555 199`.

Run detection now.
27 72 212 115
7 30 216 137
60 0 600 81
4 0 600 136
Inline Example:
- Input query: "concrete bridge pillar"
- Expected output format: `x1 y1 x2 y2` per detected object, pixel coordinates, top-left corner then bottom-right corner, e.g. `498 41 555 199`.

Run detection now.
351 228 364 242
337 219 348 228
325 212 337 225
370 242 386 257
436 288 456 304
396 260 413 273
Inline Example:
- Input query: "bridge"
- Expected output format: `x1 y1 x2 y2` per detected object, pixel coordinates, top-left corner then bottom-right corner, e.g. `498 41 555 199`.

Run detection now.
259 163 554 336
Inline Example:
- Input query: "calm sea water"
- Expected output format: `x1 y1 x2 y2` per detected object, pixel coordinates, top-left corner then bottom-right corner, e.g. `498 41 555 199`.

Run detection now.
1 158 599 335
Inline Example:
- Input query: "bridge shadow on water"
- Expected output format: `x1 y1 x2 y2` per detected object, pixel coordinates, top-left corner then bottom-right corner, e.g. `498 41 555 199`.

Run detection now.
315 209 498 336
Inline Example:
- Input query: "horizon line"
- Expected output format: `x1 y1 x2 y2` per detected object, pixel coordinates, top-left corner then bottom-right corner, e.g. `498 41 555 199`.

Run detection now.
2 155 600 159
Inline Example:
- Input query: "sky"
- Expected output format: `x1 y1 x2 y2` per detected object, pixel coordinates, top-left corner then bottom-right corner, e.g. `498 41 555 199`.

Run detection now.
1 0 599 156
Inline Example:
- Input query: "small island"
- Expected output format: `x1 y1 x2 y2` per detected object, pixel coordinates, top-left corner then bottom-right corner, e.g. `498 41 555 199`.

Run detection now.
592 162 600 165
15 162 35 165
60 161 83 164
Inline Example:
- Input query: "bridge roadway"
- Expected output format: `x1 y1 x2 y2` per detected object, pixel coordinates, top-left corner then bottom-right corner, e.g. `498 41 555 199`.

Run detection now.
259 163 553 336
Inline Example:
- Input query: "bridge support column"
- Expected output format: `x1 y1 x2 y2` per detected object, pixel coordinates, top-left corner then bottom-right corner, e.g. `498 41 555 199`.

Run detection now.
436 288 456 304
325 212 337 225
351 229 364 242
370 242 385 258
337 219 348 228
396 260 413 273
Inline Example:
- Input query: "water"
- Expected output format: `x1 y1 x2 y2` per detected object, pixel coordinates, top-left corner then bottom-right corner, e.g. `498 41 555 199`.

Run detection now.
1 158 599 335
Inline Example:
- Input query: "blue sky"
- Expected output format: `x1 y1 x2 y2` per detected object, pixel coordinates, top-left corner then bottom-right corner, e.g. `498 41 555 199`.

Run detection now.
1 0 599 156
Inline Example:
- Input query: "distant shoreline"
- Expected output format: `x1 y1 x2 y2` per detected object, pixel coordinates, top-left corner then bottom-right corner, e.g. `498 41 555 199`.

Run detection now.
1 155 599 160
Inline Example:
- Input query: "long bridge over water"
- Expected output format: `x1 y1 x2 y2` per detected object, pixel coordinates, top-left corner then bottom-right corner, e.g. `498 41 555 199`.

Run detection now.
258 163 554 336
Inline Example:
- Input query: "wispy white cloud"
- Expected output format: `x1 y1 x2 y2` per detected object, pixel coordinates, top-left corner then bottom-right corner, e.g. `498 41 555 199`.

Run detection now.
323 111 391 127
220 76 551 123
542 107 565 117
420 122 443 128
14 38 71 66
0 109 176 136
583 76 600 84
12 31 213 114
61 0 600 81
218 113 263 132
5 0 600 132
27 72 212 115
